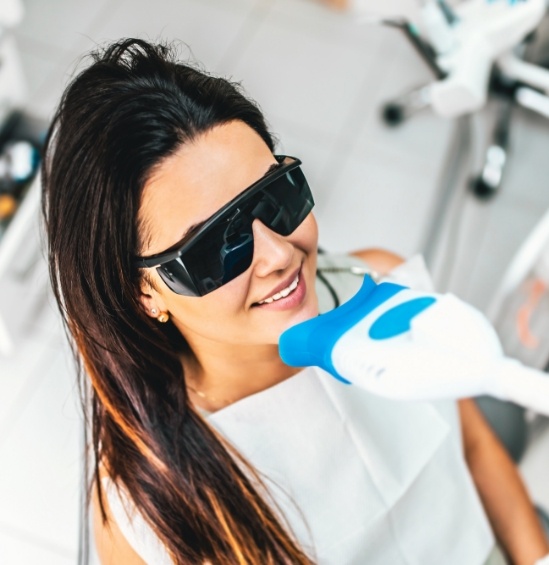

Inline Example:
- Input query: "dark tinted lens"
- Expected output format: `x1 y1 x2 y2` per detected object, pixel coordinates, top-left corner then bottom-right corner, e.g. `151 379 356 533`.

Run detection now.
179 215 255 295
173 163 313 296
220 234 254 283
257 167 313 235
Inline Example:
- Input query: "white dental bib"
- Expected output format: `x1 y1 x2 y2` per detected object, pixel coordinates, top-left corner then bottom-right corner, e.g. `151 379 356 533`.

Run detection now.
208 363 494 564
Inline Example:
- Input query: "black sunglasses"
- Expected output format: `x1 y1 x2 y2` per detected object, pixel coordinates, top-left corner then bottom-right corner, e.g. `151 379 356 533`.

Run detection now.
134 155 314 297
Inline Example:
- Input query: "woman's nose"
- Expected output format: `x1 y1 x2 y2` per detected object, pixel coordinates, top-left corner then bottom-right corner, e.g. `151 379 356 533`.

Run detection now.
251 219 293 277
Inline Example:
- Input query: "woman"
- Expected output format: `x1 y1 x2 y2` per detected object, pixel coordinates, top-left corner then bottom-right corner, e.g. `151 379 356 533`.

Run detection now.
41 39 549 565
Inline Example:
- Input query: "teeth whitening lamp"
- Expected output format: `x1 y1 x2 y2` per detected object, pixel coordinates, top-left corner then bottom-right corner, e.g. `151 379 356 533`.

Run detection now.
279 276 549 415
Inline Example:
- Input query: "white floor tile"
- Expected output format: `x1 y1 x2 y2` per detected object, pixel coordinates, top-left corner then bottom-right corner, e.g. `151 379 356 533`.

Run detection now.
17 0 264 120
23 53 85 121
0 528 75 565
315 139 442 257
454 190 549 313
13 37 61 109
270 117 340 207
269 0 388 52
496 108 549 209
0 335 58 439
199 0 266 9
16 0 113 54
346 26 454 172
0 343 82 554
0 251 62 353
86 0 255 73
432 194 494 296
230 15 386 142
0 273 62 338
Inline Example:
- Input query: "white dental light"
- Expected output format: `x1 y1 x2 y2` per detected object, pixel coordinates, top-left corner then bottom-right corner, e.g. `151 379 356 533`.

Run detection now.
279 274 549 416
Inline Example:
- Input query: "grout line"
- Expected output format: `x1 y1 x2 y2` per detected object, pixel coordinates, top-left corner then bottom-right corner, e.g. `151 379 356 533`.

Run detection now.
457 197 508 303
14 33 75 62
79 0 126 51
268 114 338 149
0 344 58 448
214 0 275 74
265 2 365 50
0 520 76 559
422 117 473 286
55 0 125 55
314 29 399 191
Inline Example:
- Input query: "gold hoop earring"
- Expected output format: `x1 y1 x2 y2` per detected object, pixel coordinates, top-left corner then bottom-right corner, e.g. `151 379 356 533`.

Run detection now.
157 311 170 323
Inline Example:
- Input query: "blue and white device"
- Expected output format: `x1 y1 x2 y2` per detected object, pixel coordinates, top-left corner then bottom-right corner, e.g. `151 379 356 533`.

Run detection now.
279 276 549 415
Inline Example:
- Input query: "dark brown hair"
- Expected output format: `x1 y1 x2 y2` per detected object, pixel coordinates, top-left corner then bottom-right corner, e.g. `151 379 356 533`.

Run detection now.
41 38 313 564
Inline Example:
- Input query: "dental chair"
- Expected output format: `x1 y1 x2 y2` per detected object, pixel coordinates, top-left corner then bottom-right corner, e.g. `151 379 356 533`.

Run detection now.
370 0 549 198
476 207 549 459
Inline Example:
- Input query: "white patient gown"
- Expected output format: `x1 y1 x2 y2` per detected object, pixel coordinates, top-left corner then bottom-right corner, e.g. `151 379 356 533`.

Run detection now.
103 254 498 564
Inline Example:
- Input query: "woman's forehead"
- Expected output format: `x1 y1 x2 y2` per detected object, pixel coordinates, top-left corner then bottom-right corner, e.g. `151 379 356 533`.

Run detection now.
137 121 276 256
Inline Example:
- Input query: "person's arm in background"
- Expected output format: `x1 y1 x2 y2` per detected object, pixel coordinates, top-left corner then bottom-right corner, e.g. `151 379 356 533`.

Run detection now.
350 247 403 275
460 399 549 565
315 0 348 10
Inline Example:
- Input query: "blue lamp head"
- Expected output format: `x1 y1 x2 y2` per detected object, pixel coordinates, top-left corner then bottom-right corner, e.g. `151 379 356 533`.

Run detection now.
279 275 408 383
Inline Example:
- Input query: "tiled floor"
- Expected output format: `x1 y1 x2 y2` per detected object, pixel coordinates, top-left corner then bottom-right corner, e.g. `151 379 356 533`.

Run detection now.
2 0 549 562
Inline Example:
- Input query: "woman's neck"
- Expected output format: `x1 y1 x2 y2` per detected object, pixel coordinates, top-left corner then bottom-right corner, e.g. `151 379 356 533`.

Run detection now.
182 339 300 413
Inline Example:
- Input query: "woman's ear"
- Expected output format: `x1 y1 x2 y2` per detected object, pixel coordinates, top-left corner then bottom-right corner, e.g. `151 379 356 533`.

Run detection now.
138 274 168 319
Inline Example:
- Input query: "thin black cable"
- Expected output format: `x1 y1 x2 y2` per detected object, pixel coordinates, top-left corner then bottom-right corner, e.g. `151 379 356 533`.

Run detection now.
316 269 340 309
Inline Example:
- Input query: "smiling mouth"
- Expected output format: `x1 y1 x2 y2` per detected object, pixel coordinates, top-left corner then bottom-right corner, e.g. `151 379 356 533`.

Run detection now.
256 274 300 305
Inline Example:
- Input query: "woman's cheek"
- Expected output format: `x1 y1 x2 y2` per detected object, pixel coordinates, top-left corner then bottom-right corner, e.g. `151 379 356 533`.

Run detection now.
300 213 318 250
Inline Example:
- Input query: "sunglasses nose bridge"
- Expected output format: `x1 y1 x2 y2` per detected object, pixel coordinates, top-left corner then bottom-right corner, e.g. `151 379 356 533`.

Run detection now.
250 218 294 277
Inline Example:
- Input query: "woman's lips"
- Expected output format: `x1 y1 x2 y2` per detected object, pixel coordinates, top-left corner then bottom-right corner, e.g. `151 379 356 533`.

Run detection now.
253 266 307 311
256 266 301 304
257 274 299 304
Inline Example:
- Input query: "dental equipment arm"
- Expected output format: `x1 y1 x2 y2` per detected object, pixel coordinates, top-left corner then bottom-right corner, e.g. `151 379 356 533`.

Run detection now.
357 0 548 118
279 275 549 415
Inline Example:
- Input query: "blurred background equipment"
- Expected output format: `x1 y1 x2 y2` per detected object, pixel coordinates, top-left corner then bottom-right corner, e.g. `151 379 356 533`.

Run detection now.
384 0 547 118
0 0 44 356
489 207 549 374
472 205 549 463
376 0 549 202
0 0 25 126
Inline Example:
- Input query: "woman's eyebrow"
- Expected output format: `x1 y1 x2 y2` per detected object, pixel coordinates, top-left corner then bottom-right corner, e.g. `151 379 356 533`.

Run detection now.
179 161 283 241
265 161 283 175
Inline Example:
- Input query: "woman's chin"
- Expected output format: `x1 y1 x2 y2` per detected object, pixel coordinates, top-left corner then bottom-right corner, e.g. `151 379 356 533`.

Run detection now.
272 299 319 344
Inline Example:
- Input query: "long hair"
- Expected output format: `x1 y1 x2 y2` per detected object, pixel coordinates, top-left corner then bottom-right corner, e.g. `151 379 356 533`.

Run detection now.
41 38 313 564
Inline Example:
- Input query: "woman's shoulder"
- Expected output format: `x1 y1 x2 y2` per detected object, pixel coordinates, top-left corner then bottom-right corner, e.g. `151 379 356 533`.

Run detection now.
348 247 405 274
315 248 404 311
316 248 436 312
92 471 148 564
93 464 173 564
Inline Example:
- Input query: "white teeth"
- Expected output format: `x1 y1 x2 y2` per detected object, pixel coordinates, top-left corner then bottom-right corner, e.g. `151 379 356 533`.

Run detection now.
258 275 299 305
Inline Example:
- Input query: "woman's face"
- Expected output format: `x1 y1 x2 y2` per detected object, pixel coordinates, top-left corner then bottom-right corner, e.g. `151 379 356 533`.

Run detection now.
138 120 319 349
